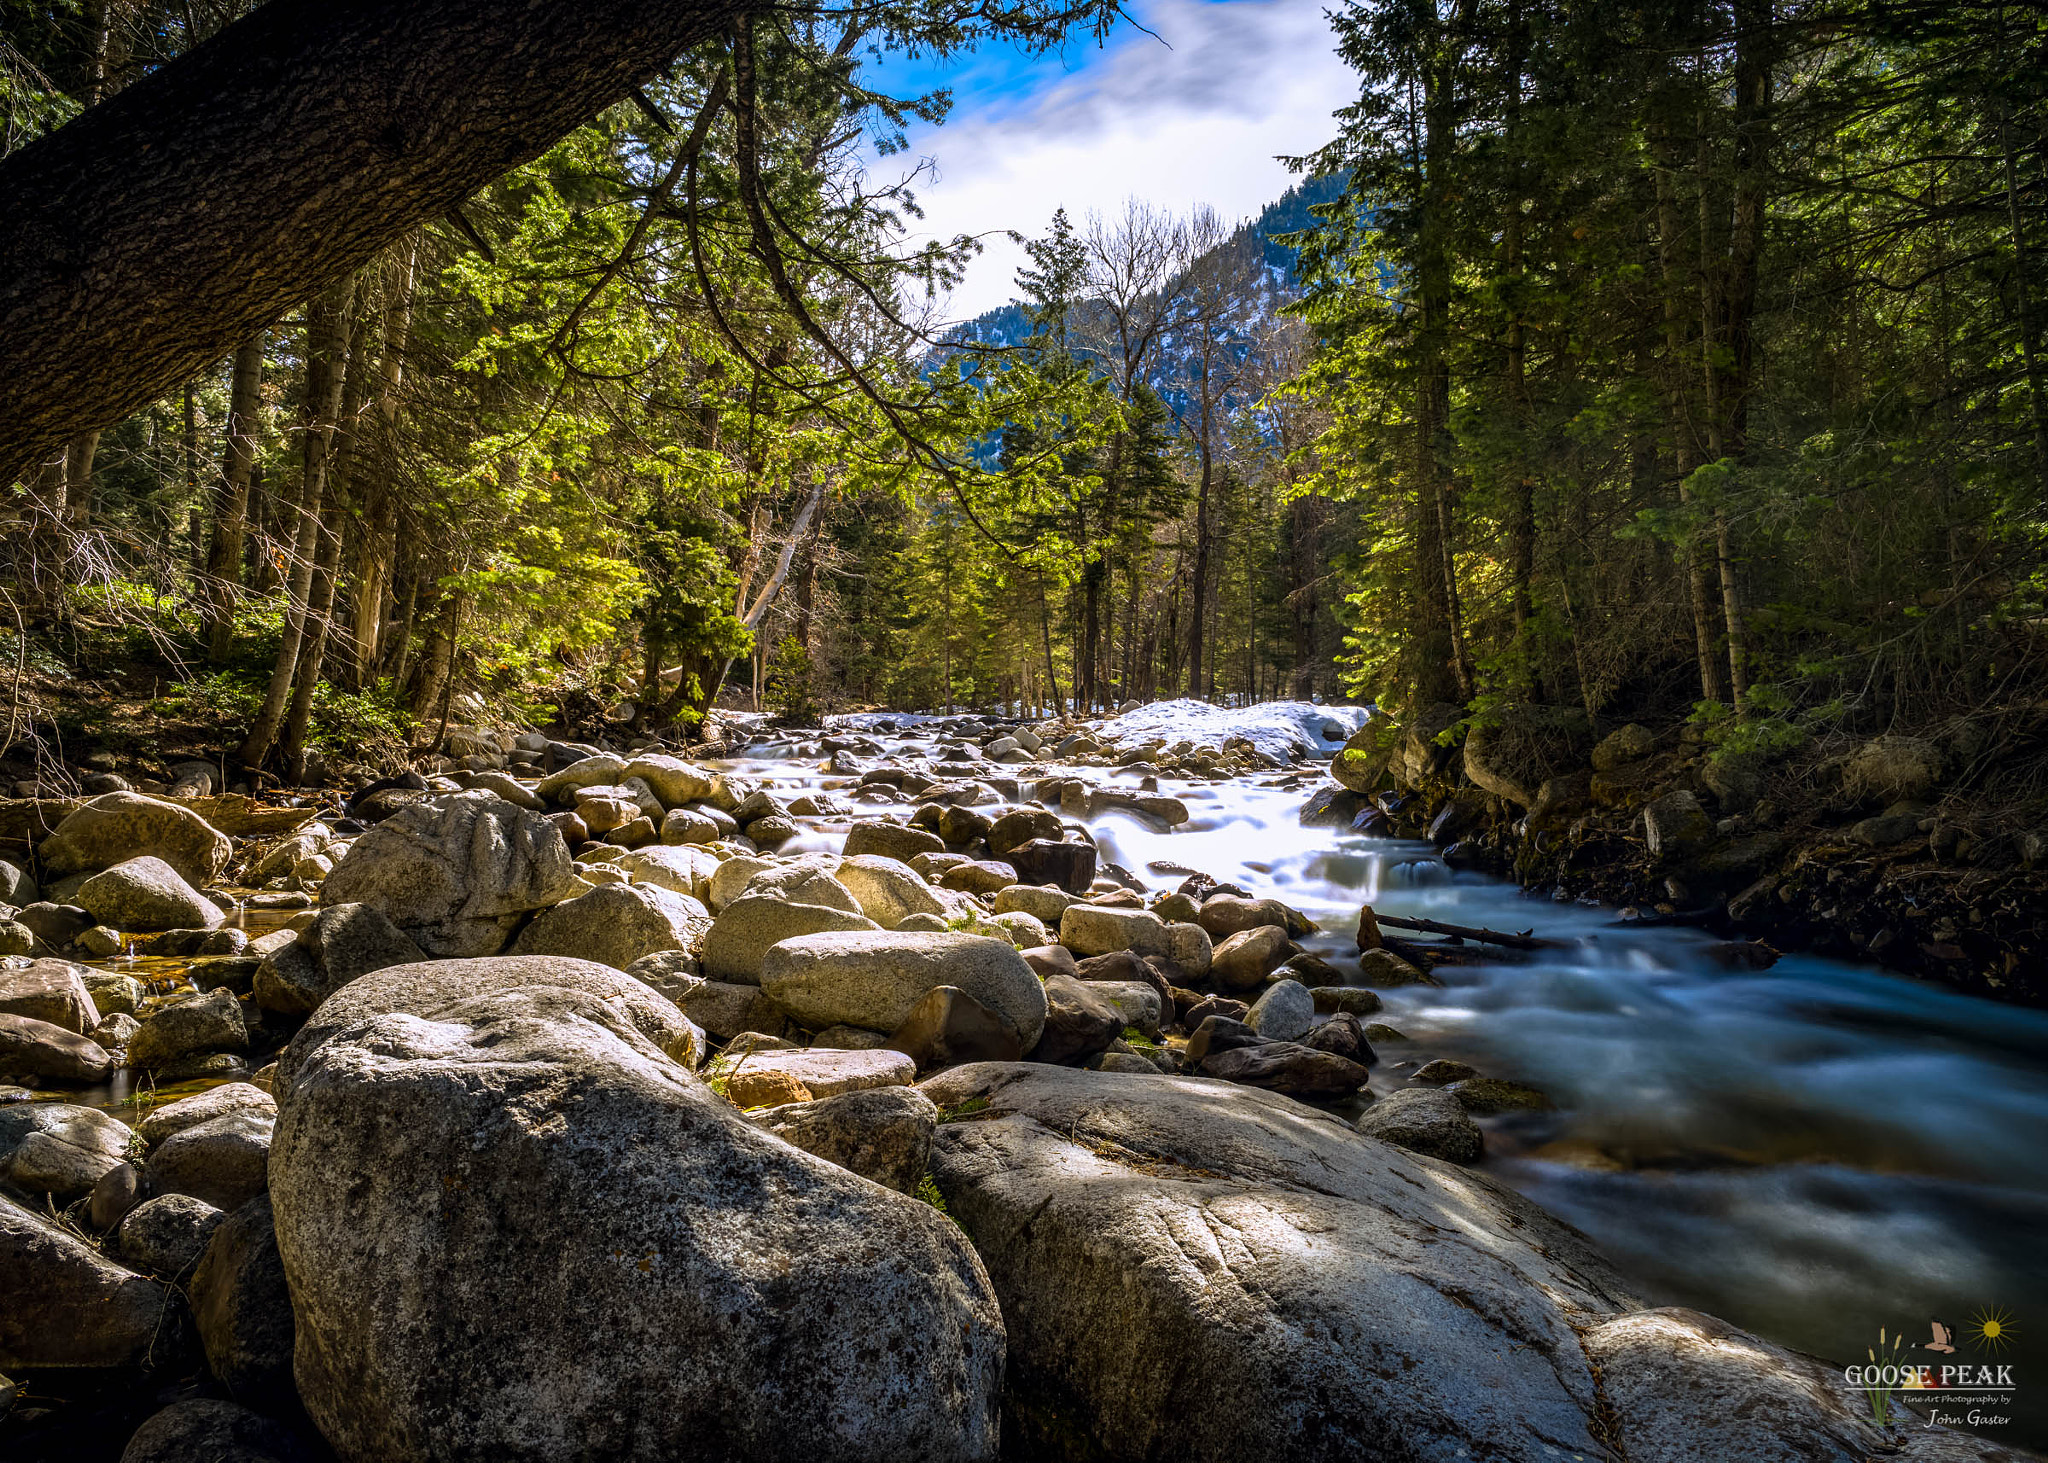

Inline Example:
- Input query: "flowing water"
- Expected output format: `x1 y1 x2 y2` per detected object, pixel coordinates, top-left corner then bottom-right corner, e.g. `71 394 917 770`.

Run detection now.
41 741 2048 1448
743 741 2048 1448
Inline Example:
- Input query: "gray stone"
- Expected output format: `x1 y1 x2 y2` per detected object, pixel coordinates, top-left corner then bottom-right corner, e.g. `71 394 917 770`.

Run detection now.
128 988 247 1072
659 806 721 845
138 1084 274 1149
1 1193 174 1368
320 792 583 957
190 1196 294 1407
1058 903 1170 958
0 918 31 956
886 986 1025 1071
832 854 948 928
118 1397 311 1463
78 857 224 933
1244 978 1314 1042
118 1193 227 1280
842 822 947 862
38 791 232 884
700 895 880 984
468 771 544 810
617 842 722 903
0 1011 115 1083
1353 1087 1484 1163
511 880 712 970
619 947 701 1001
1355 947 1430 986
621 754 716 808
1198 1041 1370 1099
1196 894 1292 939
148 1111 272 1212
742 862 864 914
4 1102 133 1198
1643 789 1715 862
1446 1077 1551 1114
252 903 426 1015
1582 1306 2017 1463
1310 986 1383 1016
940 860 1017 895
1031 973 1123 1066
760 931 1048 1051
270 957 1004 1462
534 753 627 804
991 884 1072 923
1209 924 1291 991
680 980 788 1041
0 958 100 1032
754 1086 938 1193
921 1063 1637 1463
89 1159 149 1229
1593 722 1657 770
706 1046 916 1100
0 857 37 906
80 969 147 1016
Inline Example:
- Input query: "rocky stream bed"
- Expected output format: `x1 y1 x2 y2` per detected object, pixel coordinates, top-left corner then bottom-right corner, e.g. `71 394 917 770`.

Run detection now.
1 702 2043 1461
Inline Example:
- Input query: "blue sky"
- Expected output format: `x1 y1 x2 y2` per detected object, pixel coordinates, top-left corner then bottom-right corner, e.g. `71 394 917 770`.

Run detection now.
858 0 1357 321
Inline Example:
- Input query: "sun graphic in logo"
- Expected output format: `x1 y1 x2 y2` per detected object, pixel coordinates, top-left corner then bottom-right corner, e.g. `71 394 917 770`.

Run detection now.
1967 1307 2018 1355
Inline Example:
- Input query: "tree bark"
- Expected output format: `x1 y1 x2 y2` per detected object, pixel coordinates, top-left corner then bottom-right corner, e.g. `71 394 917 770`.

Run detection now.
240 276 353 771
206 334 264 662
0 0 756 484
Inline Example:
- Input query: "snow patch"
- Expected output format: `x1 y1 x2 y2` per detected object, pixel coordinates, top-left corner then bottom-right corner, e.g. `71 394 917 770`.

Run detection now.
1097 699 1369 761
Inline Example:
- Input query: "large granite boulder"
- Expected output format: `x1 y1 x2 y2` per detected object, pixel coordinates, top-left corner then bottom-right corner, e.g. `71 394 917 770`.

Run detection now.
920 1063 1636 1463
270 957 1003 1462
319 792 582 957
148 1110 272 1212
77 856 223 933
38 791 232 885
760 931 1048 1051
190 1195 295 1407
0 1011 116 1083
510 881 711 970
127 987 247 1072
752 1086 938 1193
1353 1086 1484 1162
2 1101 133 1198
831 854 949 929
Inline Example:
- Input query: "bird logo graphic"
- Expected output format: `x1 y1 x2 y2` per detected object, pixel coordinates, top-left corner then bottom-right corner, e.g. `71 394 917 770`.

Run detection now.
1922 1321 1956 1355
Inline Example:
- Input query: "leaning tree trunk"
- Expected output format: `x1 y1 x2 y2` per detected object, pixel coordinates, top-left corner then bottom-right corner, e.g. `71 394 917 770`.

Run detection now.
0 0 757 485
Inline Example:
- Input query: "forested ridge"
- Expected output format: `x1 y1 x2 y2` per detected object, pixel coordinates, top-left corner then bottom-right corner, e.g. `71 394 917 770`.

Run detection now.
2 0 2045 837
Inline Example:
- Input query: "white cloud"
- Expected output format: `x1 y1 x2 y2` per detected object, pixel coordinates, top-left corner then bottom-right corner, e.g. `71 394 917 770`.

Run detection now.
871 0 1357 322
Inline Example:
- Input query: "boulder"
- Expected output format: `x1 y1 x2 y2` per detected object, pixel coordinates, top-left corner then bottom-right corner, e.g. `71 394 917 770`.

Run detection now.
190 1196 295 1407
128 988 247 1072
1353 1087 1483 1163
1031 973 1123 1066
252 903 426 1015
1330 721 1391 794
1389 702 1466 787
842 822 946 862
148 1111 272 1212
1310 986 1383 1017
621 754 716 808
118 1398 313 1463
753 1086 938 1193
1005 839 1096 895
1195 894 1290 939
15 900 93 948
1209 925 1291 992
1244 979 1314 1042
3 1101 133 1198
1198 1041 1369 1099
987 809 1062 856
89 1160 149 1229
511 881 712 970
77 857 223 933
618 948 701 1003
1460 708 1591 809
1581 1306 2018 1463
1058 904 1171 959
319 792 583 957
679 980 788 1042
938 860 1018 895
118 1193 228 1279
742 863 864 915
1592 722 1656 771
1080 980 1162 1041
1642 789 1715 863
707 1046 916 1100
617 843 722 903
922 1063 1637 1463
700 895 880 984
0 856 38 906
659 806 720 845
832 854 949 929
992 884 1072 924
1355 947 1429 986
0 958 99 1033
269 957 1004 1462
533 753 627 804
759 931 1048 1051
1 1193 175 1368
0 1011 115 1083
887 985 1025 1071
1302 1012 1376 1065
38 791 232 884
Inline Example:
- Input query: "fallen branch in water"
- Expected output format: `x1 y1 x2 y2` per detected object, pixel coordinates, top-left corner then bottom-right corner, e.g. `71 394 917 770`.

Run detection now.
1360 905 1563 951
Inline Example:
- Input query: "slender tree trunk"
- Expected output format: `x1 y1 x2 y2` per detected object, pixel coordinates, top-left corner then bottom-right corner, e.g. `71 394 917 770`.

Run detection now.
241 275 353 771
350 234 415 685
1186 438 1214 699
1410 44 1466 705
206 334 264 662
62 433 100 528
